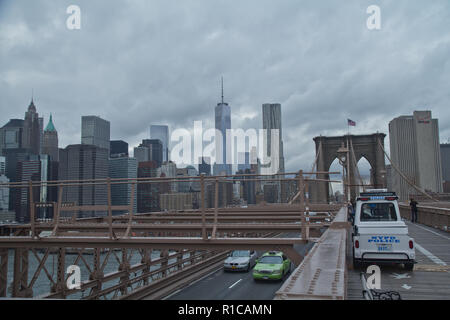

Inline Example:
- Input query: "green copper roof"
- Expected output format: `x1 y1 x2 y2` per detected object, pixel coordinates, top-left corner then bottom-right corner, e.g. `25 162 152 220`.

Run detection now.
45 114 56 132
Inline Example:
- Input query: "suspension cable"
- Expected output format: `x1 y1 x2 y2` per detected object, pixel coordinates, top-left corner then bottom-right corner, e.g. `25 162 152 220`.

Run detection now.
377 139 438 202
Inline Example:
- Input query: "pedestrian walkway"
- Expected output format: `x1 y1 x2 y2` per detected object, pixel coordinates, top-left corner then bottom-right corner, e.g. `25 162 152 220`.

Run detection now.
346 221 450 300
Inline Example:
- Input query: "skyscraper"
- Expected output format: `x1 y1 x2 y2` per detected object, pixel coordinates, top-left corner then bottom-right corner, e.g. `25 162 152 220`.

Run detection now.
15 157 41 223
59 144 109 218
0 119 24 155
144 139 163 167
13 154 57 222
150 125 169 162
0 156 5 175
22 98 42 155
214 78 232 176
440 144 450 192
237 152 251 172
134 146 149 163
135 139 163 167
110 140 129 158
199 157 211 176
109 157 137 214
81 116 110 152
42 114 59 162
262 103 285 174
137 161 168 213
389 111 443 200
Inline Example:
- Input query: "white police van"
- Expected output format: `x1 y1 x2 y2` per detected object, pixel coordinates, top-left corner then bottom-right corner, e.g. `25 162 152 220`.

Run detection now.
352 189 415 270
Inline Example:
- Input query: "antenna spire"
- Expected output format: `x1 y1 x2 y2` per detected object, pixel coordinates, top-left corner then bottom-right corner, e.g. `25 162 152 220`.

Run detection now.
221 76 224 104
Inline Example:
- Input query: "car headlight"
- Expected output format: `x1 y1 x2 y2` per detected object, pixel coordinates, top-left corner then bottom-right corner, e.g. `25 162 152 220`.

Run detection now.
273 269 282 274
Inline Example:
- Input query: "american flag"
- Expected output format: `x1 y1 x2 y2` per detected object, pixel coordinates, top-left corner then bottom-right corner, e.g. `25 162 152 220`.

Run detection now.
348 119 356 126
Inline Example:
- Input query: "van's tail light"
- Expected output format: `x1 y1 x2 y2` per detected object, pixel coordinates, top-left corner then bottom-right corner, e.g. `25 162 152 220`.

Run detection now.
355 240 360 249
409 240 414 249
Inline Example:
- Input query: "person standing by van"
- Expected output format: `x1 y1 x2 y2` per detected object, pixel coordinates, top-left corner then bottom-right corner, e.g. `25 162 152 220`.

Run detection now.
409 198 419 223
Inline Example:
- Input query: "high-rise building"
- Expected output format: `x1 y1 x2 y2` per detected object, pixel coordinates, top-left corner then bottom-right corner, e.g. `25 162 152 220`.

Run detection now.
137 161 168 213
15 158 40 223
262 103 285 174
0 119 24 155
13 154 57 222
237 168 256 205
214 78 232 176
237 152 251 172
389 111 443 200
81 116 111 152
0 175 10 212
109 157 137 214
22 99 42 155
150 125 169 162
110 140 129 158
263 184 279 204
199 157 211 176
4 148 29 211
42 114 59 162
158 161 177 193
206 181 233 208
134 140 163 167
142 139 163 167
0 156 5 176
160 193 198 211
59 144 109 218
134 146 149 163
440 144 450 193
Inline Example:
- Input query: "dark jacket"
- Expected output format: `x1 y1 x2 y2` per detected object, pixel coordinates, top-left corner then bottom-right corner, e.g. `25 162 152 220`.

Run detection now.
410 200 418 212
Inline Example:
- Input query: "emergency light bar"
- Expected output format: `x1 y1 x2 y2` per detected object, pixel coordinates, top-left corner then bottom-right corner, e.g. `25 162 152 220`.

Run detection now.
360 191 396 197
357 195 398 201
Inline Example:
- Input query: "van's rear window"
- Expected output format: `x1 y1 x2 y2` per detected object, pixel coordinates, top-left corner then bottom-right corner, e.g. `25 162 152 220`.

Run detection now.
360 202 398 222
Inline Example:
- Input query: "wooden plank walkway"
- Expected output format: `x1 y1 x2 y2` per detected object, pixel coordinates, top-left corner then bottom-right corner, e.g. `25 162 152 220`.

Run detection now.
346 221 450 300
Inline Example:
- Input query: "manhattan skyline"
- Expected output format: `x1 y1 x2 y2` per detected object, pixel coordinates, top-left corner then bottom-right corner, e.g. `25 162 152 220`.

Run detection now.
1 0 450 174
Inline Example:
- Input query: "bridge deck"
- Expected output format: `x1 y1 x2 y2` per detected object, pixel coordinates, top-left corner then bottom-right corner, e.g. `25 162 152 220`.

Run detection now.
346 221 450 300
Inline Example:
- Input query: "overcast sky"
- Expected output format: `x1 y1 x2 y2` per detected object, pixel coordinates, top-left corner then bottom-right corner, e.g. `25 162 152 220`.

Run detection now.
1 0 450 174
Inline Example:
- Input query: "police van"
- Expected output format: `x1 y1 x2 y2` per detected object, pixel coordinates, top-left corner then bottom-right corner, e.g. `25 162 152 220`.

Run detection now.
352 189 415 270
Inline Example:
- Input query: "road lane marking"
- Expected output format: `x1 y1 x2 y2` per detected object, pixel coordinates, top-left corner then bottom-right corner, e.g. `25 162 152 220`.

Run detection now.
391 273 410 279
408 223 450 241
162 266 223 300
229 279 242 289
401 284 412 290
415 243 447 266
162 289 182 300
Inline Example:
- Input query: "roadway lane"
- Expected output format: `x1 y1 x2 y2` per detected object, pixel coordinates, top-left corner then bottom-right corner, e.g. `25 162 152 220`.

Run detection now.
166 232 316 300
347 221 450 300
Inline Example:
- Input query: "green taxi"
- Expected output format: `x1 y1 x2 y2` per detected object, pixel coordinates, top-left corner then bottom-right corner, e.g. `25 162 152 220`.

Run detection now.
252 251 291 281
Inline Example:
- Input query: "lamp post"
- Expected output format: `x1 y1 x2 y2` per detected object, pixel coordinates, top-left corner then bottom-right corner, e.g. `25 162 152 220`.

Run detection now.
337 144 350 202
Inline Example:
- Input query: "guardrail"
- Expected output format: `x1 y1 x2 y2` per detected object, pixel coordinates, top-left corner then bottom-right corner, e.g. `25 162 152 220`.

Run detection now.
399 204 450 233
274 207 349 300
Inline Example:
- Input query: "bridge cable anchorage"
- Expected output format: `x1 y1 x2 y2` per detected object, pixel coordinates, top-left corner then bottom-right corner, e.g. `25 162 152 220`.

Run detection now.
377 140 439 202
